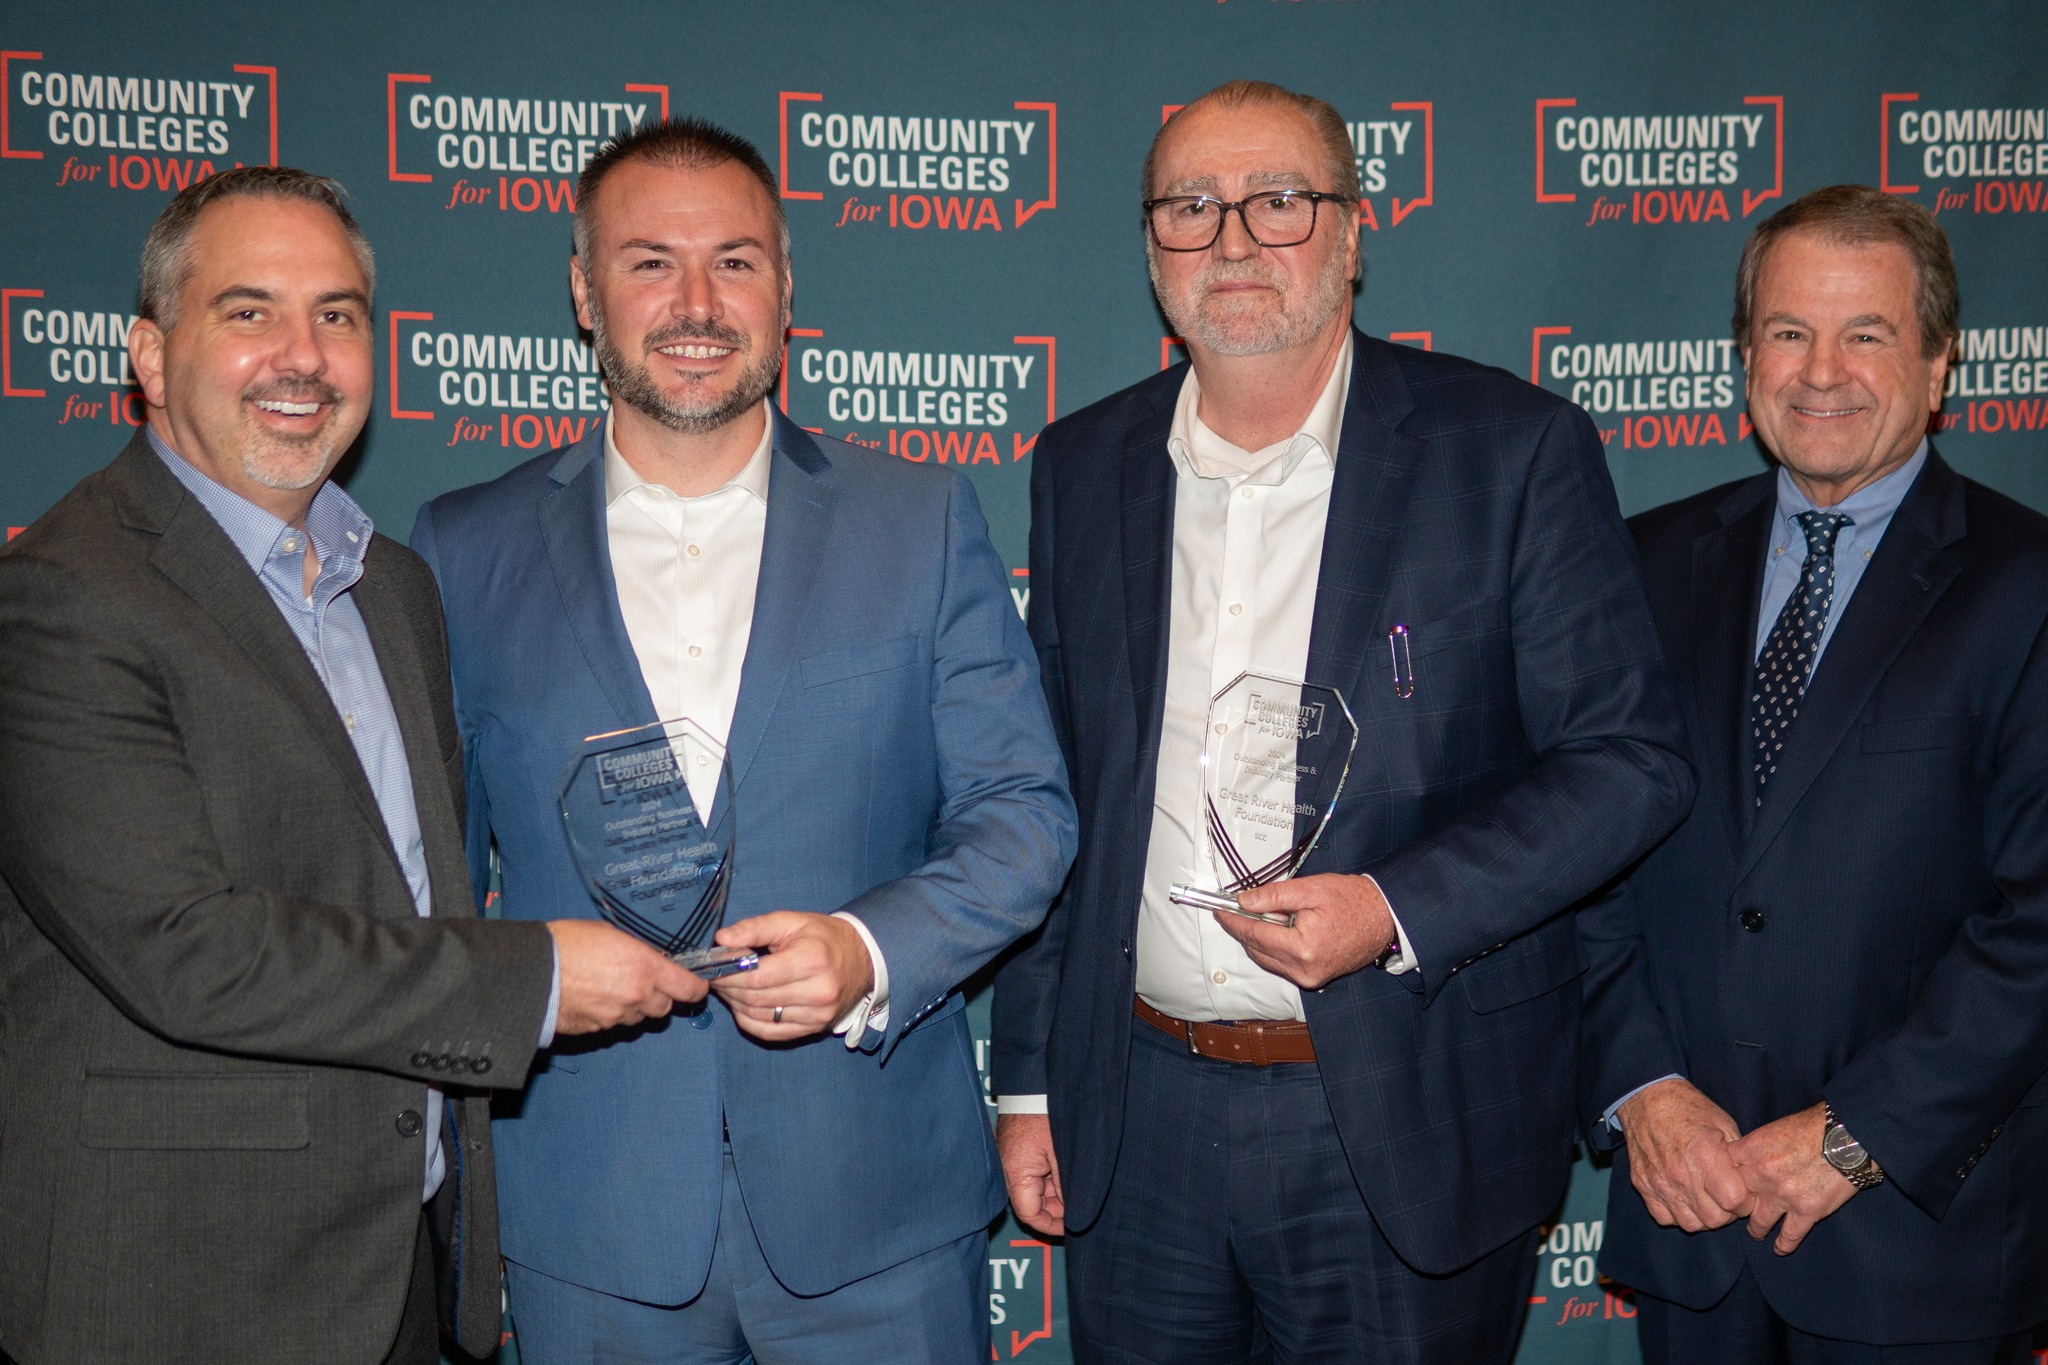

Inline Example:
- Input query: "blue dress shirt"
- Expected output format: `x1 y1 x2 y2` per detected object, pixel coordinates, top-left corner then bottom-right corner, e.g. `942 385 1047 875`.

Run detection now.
148 429 452 1199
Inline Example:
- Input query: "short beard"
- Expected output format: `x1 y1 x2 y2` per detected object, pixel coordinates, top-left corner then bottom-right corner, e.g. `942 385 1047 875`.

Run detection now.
590 303 782 435
239 377 348 491
1149 243 1352 358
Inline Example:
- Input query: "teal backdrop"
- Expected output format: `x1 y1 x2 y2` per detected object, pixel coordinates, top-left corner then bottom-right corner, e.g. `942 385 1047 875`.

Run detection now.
3 1 2044 1360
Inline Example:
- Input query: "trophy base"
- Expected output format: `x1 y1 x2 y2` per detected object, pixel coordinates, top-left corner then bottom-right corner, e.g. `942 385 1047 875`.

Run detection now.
1168 883 1296 928
670 945 764 980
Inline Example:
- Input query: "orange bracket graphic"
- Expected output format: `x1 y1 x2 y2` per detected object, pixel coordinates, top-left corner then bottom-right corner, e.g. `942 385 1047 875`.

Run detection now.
388 311 434 419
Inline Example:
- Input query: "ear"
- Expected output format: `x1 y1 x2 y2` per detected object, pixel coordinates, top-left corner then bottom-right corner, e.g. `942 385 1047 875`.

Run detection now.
569 255 594 332
1925 338 1952 413
129 319 170 411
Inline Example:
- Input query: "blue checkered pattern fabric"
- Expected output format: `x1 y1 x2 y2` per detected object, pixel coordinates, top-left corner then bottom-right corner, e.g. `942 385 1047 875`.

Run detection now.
1750 509 1854 806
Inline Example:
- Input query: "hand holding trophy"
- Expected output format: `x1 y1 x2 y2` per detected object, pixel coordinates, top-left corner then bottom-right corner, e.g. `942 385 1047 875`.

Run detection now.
558 718 761 980
1169 672 1358 927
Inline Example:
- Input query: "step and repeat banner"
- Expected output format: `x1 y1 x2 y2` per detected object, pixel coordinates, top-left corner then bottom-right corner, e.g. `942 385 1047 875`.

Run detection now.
3 0 2043 1360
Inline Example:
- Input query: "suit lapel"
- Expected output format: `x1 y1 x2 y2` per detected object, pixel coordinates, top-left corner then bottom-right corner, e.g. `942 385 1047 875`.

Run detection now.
1691 477 1774 856
537 422 661 736
1303 333 1427 711
127 443 399 873
1119 396 1177 750
1735 455 1968 884
351 561 464 916
721 413 836 806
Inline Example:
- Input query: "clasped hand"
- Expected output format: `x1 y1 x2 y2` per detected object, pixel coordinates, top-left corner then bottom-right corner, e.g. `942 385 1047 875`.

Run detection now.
1619 1080 1858 1255
1219 874 1396 990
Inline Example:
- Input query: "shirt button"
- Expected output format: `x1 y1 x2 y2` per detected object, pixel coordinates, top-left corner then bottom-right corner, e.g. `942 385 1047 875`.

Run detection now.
1239 488 1255 500
1212 970 1229 984
687 543 702 557
342 712 356 732
696 753 709 766
1213 722 1228 736
1228 602 1243 616
688 645 703 658
281 537 299 553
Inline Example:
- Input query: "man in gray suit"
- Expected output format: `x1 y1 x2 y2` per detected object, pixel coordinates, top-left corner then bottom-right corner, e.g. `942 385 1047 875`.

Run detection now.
0 166 704 1365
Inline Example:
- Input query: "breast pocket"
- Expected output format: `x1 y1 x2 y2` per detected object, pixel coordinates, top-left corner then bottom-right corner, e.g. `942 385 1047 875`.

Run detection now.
1859 714 1979 754
800 633 921 689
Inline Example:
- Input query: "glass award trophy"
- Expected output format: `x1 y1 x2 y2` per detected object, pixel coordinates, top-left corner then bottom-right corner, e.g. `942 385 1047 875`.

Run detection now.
558 718 759 979
1168 673 1358 927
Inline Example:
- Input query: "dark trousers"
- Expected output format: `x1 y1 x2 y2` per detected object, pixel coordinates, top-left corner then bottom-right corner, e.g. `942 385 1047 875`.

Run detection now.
382 1213 442 1365
1066 1019 1539 1365
1636 1266 2032 1365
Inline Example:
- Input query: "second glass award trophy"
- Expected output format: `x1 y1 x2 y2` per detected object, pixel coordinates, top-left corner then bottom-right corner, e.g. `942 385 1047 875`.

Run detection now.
1168 673 1358 927
558 718 759 979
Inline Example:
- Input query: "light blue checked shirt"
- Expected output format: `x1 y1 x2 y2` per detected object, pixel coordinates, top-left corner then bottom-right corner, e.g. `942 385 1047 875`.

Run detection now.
150 429 486 1201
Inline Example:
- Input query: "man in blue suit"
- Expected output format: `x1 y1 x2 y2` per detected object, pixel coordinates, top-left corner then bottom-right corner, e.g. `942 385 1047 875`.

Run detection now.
990 81 1692 1363
411 119 1075 1363
1581 187 2048 1364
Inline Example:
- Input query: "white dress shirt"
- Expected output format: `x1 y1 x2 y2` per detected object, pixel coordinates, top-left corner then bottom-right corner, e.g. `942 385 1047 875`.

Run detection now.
998 336 1413 1115
604 406 886 1043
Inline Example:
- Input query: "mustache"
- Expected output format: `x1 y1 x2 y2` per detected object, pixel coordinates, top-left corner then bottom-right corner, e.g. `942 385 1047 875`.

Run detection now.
643 318 749 352
244 377 345 407
1192 260 1283 293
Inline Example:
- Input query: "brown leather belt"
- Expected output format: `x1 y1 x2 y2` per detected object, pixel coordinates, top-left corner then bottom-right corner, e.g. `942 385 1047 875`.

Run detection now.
1134 996 1317 1065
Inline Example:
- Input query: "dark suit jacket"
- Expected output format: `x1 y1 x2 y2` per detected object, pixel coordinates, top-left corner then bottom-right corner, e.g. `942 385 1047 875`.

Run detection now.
0 434 556 1364
1581 452 2048 1342
992 332 1693 1274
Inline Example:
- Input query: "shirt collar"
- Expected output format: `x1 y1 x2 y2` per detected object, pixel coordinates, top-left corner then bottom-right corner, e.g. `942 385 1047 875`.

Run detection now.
1168 330 1352 485
147 425 372 587
1773 437 1929 529
603 401 775 508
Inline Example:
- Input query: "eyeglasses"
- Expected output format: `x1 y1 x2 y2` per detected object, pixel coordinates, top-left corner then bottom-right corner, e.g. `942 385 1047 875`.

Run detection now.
1142 190 1351 252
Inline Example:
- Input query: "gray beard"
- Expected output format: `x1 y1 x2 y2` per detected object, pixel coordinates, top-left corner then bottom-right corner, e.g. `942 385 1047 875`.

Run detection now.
1150 247 1352 358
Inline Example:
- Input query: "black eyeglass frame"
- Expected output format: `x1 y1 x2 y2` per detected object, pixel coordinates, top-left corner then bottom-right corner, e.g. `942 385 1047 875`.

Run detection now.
1141 190 1355 252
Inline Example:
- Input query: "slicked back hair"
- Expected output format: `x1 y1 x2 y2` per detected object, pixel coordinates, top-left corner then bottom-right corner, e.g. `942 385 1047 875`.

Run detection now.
139 165 374 329
573 117 789 271
1734 184 1959 359
1143 79 1361 206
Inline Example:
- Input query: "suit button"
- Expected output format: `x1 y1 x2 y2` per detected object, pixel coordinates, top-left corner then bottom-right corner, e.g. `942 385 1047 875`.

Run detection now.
1739 908 1766 933
470 1057 492 1075
395 1109 423 1138
431 1054 451 1071
410 1051 432 1068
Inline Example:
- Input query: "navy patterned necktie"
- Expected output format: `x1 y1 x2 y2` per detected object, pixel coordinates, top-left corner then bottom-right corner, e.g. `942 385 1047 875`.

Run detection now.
1750 509 1854 807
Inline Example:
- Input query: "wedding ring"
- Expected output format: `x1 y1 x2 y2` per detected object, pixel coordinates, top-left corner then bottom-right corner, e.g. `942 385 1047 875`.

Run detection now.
772 1005 784 1023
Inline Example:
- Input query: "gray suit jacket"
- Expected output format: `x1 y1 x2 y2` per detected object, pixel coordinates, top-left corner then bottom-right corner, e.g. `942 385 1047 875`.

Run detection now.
0 433 555 1364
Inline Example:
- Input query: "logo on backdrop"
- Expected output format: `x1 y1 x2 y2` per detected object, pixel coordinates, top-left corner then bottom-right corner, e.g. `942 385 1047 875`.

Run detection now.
1880 95 2048 218
385 74 670 214
1528 1218 1636 1331
777 92 1056 232
779 326 1054 468
1157 99 1433 231
3 50 277 190
386 310 606 451
2 287 148 428
988 1238 1057 1357
1948 323 2048 435
1531 325 1745 450
1535 97 1783 226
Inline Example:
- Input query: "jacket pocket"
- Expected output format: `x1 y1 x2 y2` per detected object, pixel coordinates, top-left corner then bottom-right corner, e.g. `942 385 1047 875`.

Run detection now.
1859 714 1978 754
1457 931 1585 1013
801 633 920 688
1386 599 1501 662
80 1070 311 1150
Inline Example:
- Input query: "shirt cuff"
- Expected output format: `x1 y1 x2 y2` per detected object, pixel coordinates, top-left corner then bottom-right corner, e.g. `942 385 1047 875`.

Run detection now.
1604 1074 1685 1131
829 911 889 1050
538 939 562 1048
997 1094 1049 1115
1369 876 1420 976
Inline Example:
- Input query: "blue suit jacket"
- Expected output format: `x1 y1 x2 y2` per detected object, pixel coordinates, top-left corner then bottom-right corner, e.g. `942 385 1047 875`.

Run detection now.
991 332 1693 1274
411 413 1076 1301
1581 452 2048 1341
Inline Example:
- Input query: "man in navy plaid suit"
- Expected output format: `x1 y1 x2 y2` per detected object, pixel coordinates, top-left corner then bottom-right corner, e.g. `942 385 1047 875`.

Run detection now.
990 79 1694 1364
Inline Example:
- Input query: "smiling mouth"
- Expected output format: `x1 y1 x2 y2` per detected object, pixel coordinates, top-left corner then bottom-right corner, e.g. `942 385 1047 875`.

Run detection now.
655 343 736 361
253 399 322 416
1792 405 1864 418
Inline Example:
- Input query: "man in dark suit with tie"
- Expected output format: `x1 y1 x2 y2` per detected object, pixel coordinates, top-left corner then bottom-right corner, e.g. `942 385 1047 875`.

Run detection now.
0 166 702 1365
1581 184 2048 1364
991 80 1693 1363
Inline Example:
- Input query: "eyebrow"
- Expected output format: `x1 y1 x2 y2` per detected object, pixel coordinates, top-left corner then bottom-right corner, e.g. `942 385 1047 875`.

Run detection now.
209 285 275 309
1159 169 1317 197
315 289 370 310
1760 311 1900 334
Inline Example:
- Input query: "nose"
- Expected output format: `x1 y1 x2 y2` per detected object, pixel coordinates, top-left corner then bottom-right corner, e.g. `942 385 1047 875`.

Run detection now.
1213 203 1262 261
1800 333 1848 390
271 309 326 377
669 260 719 322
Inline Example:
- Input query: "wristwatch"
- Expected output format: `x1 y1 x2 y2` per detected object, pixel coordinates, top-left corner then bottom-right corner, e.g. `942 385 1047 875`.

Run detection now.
1821 1102 1885 1191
